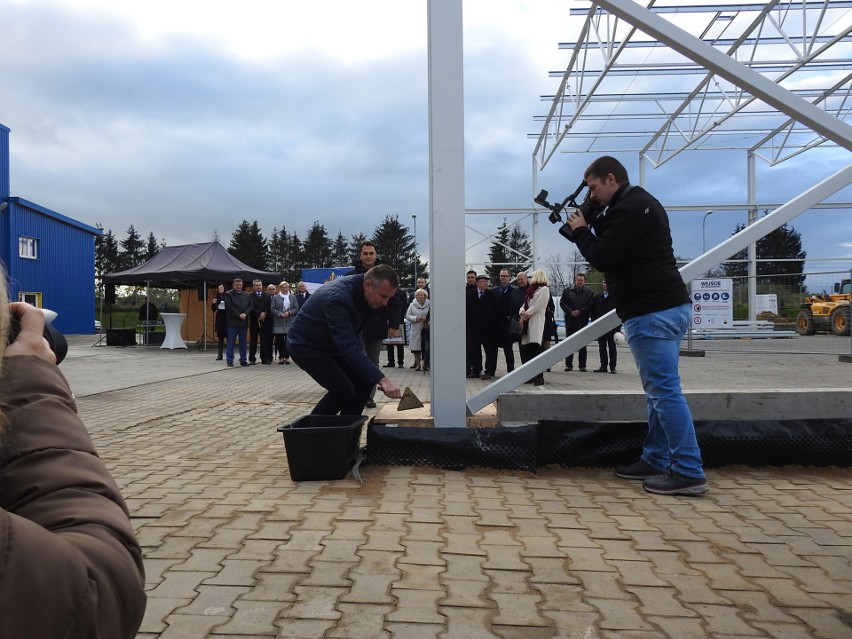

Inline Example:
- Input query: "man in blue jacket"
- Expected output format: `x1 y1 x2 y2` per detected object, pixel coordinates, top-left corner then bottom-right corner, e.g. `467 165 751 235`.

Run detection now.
288 265 403 415
566 155 708 496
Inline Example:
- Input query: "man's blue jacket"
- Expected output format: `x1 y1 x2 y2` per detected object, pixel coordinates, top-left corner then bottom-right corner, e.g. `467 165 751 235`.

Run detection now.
287 275 384 385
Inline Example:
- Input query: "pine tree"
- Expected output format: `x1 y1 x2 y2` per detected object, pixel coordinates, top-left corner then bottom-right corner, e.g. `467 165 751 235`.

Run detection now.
507 223 533 274
303 221 333 268
370 215 424 287
486 219 512 281
268 228 281 272
332 231 348 266
120 225 145 269
144 232 160 261
721 219 806 287
348 233 367 266
287 232 303 283
229 220 268 270
95 226 122 278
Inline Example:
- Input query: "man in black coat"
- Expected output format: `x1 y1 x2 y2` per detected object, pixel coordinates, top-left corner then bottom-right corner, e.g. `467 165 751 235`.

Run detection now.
248 279 273 365
350 241 401 408
492 269 516 373
384 286 408 368
565 154 707 496
559 273 594 371
295 282 311 308
510 271 529 317
591 280 618 373
466 274 499 380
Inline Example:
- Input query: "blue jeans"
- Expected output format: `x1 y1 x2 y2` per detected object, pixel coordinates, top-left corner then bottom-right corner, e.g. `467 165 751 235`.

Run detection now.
226 326 247 364
624 304 705 479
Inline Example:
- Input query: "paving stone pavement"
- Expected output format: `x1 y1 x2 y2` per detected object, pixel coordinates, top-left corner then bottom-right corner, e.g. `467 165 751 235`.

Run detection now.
61 336 852 638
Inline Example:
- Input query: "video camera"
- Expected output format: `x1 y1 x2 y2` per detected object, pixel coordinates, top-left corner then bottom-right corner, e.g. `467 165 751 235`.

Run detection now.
534 180 604 242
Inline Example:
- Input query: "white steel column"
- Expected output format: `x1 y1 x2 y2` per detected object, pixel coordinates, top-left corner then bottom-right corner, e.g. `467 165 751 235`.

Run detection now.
747 152 758 321
428 0 467 427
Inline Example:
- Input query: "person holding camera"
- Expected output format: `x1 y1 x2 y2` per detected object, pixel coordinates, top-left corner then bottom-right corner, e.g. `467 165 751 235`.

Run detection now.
0 288 146 636
565 155 708 496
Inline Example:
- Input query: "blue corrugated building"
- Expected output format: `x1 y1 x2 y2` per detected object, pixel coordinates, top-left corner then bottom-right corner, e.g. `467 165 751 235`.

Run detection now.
1 123 100 334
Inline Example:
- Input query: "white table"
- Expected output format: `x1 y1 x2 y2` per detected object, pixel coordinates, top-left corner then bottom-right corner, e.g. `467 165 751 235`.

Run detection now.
160 313 188 349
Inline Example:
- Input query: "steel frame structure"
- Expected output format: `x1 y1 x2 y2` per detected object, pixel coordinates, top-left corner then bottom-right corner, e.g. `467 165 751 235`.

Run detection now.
532 0 852 167
466 0 852 415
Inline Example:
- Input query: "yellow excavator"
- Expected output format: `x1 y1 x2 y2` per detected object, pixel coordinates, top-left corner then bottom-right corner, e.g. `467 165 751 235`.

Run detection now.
796 279 851 336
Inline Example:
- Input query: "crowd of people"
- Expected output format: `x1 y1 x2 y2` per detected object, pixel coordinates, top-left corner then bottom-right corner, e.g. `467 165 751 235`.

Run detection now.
464 267 619 384
0 152 708 639
208 153 707 496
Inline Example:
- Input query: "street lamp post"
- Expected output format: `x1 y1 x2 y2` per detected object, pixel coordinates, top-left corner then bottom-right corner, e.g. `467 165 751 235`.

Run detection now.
412 214 417 286
702 210 714 254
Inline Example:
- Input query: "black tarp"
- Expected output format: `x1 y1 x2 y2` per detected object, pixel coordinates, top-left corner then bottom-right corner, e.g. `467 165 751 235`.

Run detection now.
366 419 852 472
103 241 280 288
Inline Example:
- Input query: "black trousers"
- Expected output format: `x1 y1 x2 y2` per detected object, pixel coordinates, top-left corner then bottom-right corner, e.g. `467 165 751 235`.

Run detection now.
499 344 515 372
564 326 587 369
249 316 272 363
519 342 544 383
597 332 617 371
386 344 404 365
274 333 291 360
290 353 374 415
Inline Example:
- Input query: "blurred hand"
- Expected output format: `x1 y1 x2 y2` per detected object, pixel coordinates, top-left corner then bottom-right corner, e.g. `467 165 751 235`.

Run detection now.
378 377 402 399
6 303 56 364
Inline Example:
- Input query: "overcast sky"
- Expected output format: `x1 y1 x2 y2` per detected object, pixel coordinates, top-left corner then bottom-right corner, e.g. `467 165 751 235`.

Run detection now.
1 0 850 285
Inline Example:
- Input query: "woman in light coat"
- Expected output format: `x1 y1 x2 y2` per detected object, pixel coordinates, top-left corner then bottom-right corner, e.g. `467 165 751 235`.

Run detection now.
406 288 431 371
270 281 300 364
518 270 550 386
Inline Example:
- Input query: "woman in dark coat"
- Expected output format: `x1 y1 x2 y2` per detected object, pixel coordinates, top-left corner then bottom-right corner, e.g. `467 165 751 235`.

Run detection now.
211 283 228 360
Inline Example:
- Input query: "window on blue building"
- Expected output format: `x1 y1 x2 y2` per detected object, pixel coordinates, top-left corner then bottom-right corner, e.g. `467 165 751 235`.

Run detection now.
18 236 39 259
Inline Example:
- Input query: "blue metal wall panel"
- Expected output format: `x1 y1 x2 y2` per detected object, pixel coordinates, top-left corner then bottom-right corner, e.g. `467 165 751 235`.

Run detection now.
6 201 96 335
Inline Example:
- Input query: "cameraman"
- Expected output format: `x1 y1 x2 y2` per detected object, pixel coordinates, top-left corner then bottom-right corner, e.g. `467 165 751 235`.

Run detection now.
565 155 707 496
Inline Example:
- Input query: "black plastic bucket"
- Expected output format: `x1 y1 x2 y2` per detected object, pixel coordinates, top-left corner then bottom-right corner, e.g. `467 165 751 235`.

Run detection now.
277 415 368 481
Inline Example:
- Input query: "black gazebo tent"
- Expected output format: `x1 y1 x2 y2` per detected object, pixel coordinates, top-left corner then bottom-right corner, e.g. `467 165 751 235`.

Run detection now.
103 241 281 347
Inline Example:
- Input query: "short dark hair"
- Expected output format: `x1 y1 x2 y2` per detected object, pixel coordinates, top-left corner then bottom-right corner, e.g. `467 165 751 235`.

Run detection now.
360 240 376 251
365 264 399 289
466 270 477 276
584 155 629 184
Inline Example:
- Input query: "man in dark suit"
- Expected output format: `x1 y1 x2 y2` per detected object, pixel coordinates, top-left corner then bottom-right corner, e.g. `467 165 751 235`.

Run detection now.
466 274 499 380
350 241 401 408
560 273 595 371
248 279 273 364
295 281 311 308
591 279 619 373
493 269 516 373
